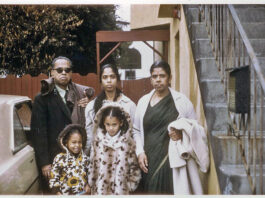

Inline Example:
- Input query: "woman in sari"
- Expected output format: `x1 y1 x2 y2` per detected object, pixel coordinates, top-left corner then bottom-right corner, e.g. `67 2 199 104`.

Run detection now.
132 60 197 194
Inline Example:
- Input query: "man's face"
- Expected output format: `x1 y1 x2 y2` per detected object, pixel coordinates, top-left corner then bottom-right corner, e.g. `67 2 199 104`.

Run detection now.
51 59 72 89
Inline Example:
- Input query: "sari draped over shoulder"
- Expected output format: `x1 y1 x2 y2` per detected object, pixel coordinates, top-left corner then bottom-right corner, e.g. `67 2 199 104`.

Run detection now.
142 93 179 194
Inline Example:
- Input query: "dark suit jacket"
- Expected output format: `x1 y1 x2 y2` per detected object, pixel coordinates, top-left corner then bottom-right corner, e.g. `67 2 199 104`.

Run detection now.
31 89 72 168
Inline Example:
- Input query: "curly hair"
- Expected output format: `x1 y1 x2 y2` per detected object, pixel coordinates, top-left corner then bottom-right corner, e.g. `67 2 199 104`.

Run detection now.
99 106 129 136
61 124 87 148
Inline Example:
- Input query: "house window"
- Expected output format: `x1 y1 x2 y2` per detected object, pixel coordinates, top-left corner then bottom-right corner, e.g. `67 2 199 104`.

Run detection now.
125 70 136 80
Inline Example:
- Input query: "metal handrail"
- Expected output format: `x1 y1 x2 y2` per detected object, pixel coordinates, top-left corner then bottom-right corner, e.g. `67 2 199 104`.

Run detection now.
199 5 264 194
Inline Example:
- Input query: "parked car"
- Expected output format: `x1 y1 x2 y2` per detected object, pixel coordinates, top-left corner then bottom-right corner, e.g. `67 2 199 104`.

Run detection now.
0 95 39 194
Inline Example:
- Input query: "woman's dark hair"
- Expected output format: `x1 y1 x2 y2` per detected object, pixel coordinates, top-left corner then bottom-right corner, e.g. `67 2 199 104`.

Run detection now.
99 106 129 136
150 60 171 77
62 124 87 148
99 64 120 83
93 64 122 114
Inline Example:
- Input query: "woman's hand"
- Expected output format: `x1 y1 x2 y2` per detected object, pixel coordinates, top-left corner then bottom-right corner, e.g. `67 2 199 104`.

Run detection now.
138 152 148 173
78 97 90 107
169 127 182 141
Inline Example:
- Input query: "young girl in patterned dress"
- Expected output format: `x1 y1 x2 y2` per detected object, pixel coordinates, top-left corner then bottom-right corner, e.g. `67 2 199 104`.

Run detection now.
49 124 90 195
88 103 141 195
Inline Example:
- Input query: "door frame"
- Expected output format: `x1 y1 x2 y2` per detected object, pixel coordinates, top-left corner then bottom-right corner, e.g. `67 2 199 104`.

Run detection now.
96 30 170 75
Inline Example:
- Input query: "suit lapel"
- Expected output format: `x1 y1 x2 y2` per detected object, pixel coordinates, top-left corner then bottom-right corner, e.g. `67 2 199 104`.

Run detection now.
52 89 72 122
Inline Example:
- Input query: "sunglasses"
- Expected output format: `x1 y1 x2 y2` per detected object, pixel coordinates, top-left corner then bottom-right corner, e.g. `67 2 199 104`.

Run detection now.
53 67 72 74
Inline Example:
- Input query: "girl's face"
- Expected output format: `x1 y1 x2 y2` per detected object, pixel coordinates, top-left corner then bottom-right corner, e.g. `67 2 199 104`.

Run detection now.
101 67 117 93
66 132 82 155
150 67 171 93
104 116 122 136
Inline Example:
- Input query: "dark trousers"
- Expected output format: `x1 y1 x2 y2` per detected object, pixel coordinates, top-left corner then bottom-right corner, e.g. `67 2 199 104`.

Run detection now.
38 169 52 195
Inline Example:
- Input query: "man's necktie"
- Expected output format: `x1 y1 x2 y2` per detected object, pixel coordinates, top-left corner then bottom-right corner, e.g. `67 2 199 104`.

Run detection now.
64 90 73 113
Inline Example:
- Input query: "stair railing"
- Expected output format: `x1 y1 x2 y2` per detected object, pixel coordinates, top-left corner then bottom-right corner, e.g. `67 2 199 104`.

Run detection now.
199 5 265 194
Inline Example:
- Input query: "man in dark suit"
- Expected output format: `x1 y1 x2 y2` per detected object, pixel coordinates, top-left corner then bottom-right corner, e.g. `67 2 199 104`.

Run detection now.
30 56 94 194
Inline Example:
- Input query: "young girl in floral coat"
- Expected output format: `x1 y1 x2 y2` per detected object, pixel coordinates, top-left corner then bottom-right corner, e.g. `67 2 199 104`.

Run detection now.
49 124 90 195
88 103 141 195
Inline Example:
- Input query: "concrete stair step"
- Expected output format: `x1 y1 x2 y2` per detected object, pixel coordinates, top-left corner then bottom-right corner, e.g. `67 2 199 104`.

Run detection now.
204 103 229 131
211 133 242 165
196 58 261 80
248 106 265 128
185 4 200 9
200 79 226 104
219 164 265 194
190 22 208 40
186 5 265 24
191 22 265 40
249 79 265 104
242 22 265 39
194 39 214 59
249 39 265 57
193 39 265 59
196 58 221 80
187 7 265 59
257 57 265 75
203 104 265 133
212 132 265 165
235 6 265 23
185 7 200 23
233 5 265 9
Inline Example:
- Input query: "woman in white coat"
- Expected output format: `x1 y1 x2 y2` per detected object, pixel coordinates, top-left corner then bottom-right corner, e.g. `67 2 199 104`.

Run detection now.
133 60 208 194
85 64 136 154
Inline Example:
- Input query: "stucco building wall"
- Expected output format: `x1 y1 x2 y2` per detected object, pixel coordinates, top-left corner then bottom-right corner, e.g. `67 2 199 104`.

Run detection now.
131 4 220 194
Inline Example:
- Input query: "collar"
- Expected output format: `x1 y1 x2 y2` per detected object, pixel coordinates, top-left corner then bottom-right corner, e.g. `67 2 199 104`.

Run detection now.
168 87 182 100
97 130 126 149
102 93 130 104
148 87 182 101
118 94 131 103
106 130 121 142
62 144 84 162
55 84 69 103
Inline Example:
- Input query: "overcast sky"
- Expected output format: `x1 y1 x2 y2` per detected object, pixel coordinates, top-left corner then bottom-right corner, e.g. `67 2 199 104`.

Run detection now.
116 4 130 30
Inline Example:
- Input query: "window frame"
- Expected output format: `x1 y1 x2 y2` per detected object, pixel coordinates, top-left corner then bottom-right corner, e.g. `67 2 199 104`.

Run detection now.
12 101 32 155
